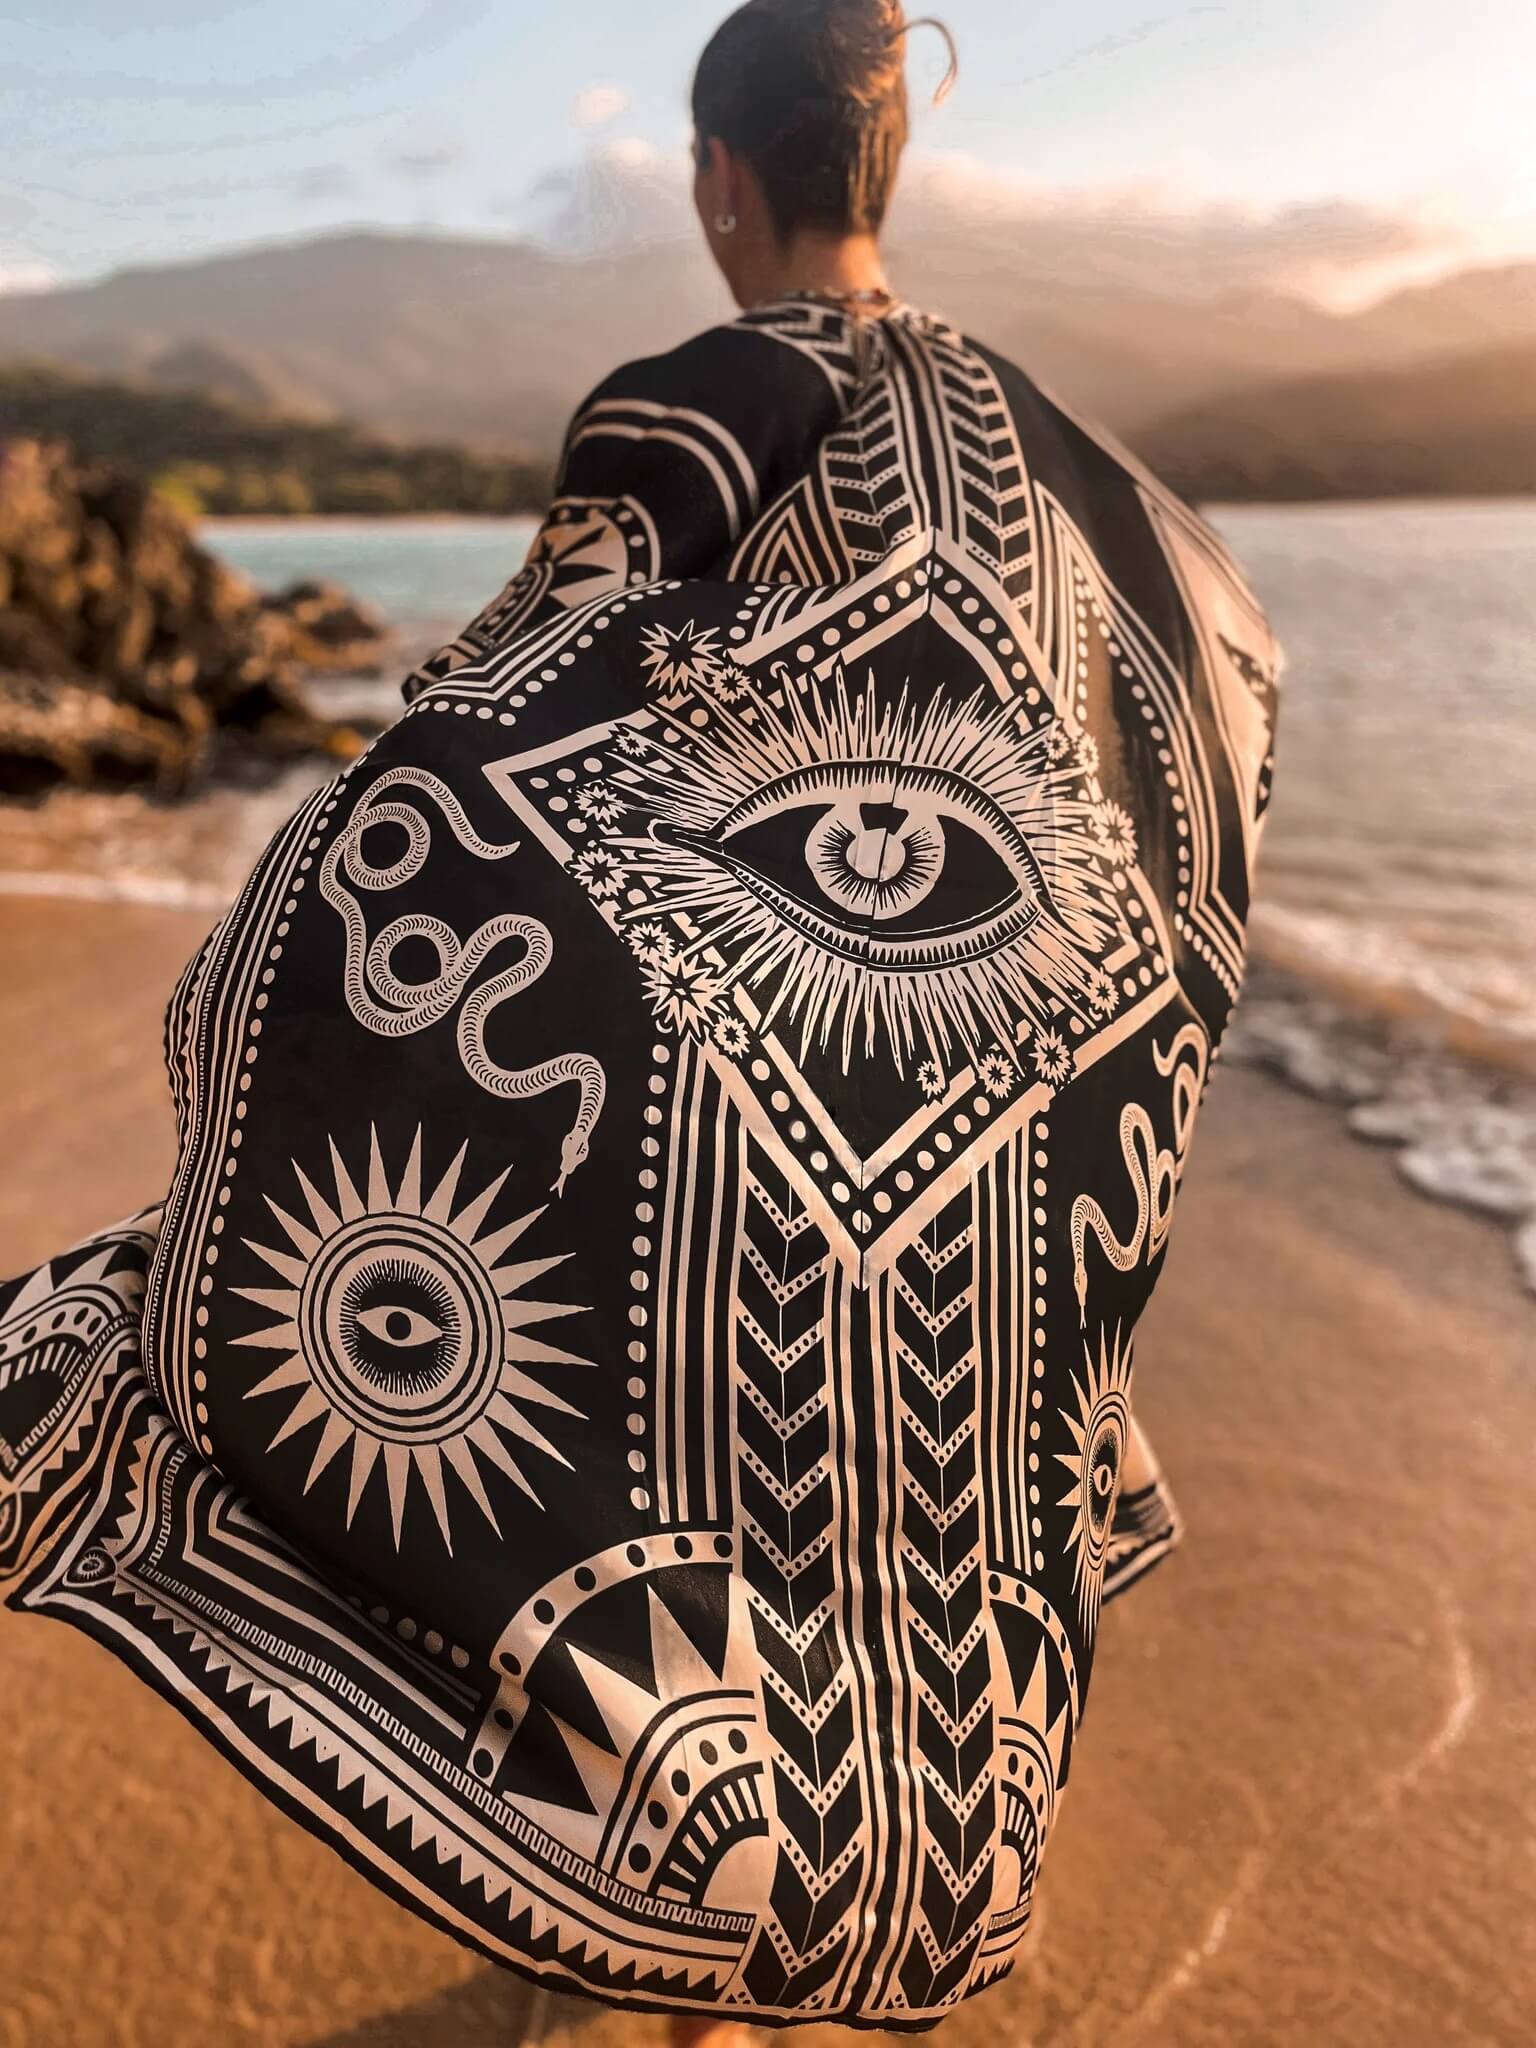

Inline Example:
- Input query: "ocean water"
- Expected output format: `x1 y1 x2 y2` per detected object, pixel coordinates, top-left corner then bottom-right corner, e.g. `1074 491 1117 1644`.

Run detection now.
2 506 1532 1288
202 515 542 655
1214 503 1536 1293
1221 502 1536 1067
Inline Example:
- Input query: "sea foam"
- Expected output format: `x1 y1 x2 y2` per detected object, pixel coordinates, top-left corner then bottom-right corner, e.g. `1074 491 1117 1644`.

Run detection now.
1226 963 1536 1299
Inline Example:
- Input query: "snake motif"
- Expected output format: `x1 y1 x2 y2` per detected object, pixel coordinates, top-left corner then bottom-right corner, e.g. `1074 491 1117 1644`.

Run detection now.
321 766 606 1192
1070 1024 1206 1321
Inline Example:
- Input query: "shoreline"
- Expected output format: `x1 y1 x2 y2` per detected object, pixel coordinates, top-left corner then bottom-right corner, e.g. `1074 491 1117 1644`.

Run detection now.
184 494 1536 527
1228 958 1536 1297
3 893 1532 2046
198 511 542 529
1248 905 1536 1082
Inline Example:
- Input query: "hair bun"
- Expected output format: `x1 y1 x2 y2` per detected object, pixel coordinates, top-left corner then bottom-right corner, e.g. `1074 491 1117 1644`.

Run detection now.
825 0 907 105
818 0 957 105
692 0 956 236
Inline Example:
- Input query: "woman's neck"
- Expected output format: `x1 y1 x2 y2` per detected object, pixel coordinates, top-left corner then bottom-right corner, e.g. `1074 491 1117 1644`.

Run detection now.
747 231 891 310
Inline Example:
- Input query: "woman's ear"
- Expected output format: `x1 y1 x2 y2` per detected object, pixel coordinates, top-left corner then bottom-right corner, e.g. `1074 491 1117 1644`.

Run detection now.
693 135 734 225
695 135 753 302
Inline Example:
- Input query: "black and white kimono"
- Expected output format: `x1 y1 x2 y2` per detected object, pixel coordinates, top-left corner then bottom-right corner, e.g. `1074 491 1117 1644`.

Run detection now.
1 300 1279 2028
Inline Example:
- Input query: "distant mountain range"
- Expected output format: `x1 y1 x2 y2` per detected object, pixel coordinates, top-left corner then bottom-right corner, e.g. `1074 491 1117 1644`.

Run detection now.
0 233 725 454
0 228 1533 498
1138 342 1536 502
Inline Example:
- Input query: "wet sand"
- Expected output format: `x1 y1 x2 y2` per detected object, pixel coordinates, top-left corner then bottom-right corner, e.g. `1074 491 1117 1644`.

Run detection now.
2 896 1533 2048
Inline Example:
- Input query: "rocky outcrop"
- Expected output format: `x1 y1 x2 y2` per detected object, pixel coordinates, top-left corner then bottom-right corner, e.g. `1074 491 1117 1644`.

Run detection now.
0 439 389 796
258 579 389 674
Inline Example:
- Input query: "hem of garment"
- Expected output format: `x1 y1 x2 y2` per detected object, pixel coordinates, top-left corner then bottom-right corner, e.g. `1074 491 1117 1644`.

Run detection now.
7 1563 956 2033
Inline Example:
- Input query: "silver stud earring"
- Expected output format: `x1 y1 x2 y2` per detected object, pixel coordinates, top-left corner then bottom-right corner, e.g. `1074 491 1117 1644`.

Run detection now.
714 212 738 236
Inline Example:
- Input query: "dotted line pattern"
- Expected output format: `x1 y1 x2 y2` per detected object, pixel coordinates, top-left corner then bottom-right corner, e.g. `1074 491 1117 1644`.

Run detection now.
1025 1116 1051 1577
627 1038 674 1517
403 580 690 727
1077 555 1241 1005
781 556 1046 710
192 787 343 1459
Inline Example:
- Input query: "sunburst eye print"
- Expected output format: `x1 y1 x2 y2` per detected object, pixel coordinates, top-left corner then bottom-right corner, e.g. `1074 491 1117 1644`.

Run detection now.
231 1128 591 1551
1056 1322 1134 1639
4 256 1276 2030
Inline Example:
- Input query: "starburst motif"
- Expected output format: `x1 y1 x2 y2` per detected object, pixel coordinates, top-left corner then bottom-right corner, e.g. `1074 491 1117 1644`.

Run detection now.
614 727 648 759
713 1014 750 1056
641 948 721 1034
1076 734 1100 776
1091 800 1138 868
639 619 722 695
232 1130 590 1552
576 782 626 826
1045 723 1073 765
571 846 624 900
1033 1025 1074 1090
627 918 672 960
711 661 753 703
979 1046 1016 1099
1056 1322 1133 1637
1086 967 1120 1018
918 1058 946 1102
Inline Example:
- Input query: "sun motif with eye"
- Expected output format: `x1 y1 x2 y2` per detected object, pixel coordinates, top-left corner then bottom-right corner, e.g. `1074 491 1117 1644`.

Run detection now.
231 1128 590 1551
603 658 1119 1074
1056 1322 1133 1639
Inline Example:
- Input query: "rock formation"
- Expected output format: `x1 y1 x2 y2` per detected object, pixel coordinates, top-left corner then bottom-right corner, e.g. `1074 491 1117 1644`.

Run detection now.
0 439 389 796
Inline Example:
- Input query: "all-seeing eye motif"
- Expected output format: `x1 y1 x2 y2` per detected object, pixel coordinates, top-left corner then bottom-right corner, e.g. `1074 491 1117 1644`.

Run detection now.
606 661 1122 1074
658 760 1059 973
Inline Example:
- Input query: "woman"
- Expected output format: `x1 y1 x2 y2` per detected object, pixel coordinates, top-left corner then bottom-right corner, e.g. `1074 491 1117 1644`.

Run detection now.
0 0 1279 2031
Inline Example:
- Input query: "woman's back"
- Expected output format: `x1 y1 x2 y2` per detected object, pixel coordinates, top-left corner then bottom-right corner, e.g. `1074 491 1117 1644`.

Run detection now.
0 4 1282 2028
5 296 1278 2027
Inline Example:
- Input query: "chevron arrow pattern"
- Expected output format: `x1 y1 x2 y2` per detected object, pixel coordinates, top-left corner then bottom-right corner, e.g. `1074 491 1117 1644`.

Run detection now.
888 1185 997 2012
732 1147 866 2012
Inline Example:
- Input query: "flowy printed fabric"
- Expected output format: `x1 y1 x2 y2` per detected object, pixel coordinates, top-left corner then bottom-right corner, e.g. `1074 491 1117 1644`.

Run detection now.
1 303 1278 2027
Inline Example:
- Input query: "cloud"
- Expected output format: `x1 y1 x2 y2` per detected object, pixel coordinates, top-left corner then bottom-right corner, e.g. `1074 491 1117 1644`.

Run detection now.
292 163 355 202
892 158 1472 307
523 139 694 252
572 83 630 130
500 140 1476 309
388 143 461 182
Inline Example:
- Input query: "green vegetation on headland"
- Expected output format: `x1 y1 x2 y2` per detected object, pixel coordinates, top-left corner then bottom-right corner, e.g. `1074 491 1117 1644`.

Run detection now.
0 363 553 517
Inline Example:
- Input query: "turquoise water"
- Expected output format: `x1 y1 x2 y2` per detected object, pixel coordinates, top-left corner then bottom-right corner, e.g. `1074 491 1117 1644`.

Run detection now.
205 515 539 655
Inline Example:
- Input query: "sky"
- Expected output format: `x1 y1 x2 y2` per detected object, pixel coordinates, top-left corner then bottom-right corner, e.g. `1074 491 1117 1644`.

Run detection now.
2 0 1534 296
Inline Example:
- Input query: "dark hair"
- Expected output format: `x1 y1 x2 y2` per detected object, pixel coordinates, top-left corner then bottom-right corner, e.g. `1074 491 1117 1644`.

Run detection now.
692 0 953 241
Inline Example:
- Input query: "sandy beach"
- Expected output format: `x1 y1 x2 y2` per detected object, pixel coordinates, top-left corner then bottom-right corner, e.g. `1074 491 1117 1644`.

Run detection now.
2 895 1533 2048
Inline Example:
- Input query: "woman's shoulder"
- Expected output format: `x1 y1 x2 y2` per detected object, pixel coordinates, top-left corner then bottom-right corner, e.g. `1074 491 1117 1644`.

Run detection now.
573 305 850 421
